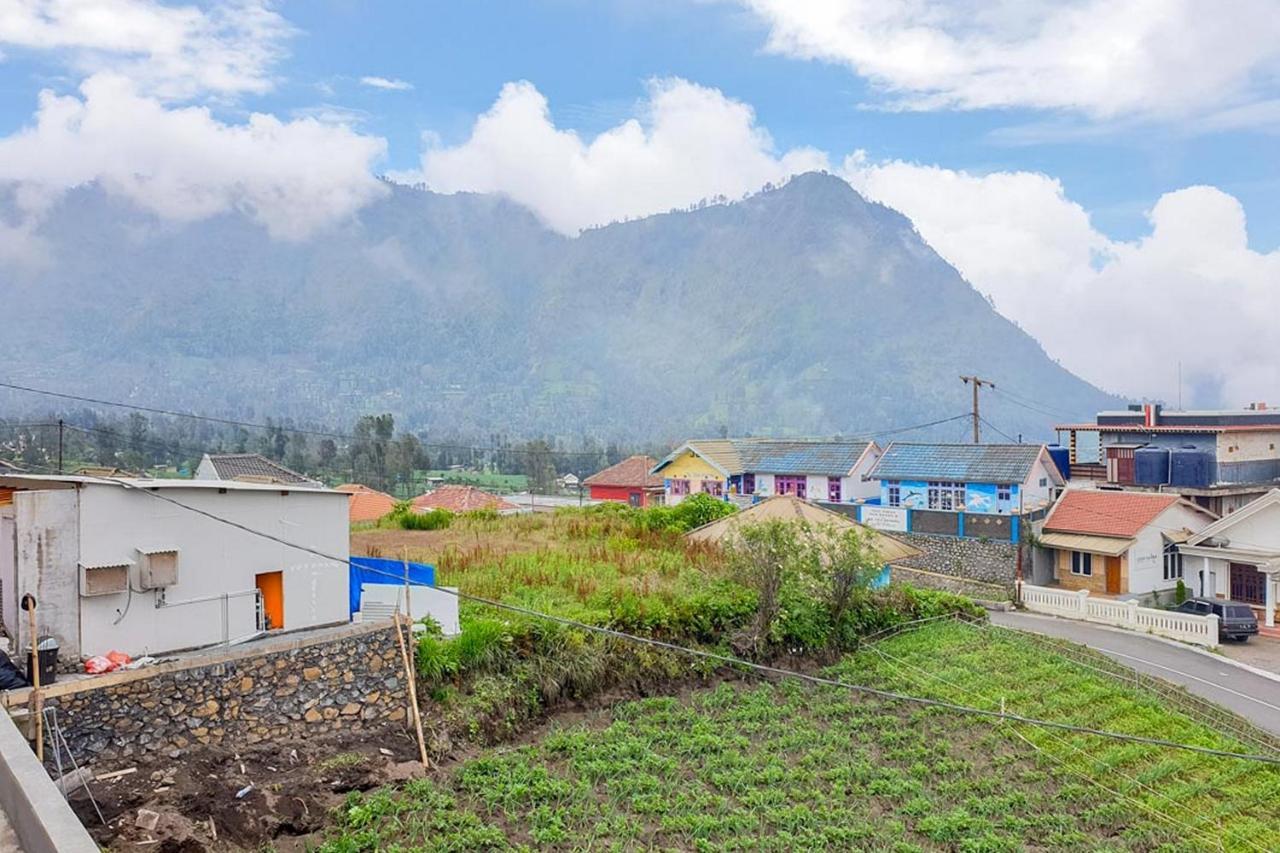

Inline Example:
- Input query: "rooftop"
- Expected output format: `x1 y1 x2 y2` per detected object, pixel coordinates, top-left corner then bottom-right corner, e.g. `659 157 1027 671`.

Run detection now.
335 483 399 522
411 484 517 513
0 473 338 494
1043 489 1181 538
868 443 1054 485
200 453 319 486
655 438 874 477
584 455 664 489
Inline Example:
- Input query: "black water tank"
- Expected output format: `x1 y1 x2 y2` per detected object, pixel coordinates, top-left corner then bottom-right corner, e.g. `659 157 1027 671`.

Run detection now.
1170 450 1214 489
1134 448 1170 486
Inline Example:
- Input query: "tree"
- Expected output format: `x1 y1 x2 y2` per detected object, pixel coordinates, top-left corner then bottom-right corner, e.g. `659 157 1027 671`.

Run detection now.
808 526 882 648
317 438 338 470
286 432 308 475
521 439 557 493
723 520 808 658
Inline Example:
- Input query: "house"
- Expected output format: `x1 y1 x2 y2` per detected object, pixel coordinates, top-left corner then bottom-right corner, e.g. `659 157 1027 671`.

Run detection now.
583 455 664 507
558 473 580 491
411 484 518 514
1056 403 1280 515
196 452 322 487
335 483 398 524
1179 489 1280 626
0 473 350 662
686 495 919 585
651 439 883 506
859 442 1064 541
1039 488 1216 598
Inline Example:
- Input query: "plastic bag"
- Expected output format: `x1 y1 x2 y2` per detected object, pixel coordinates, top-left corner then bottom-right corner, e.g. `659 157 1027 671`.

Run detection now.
84 656 117 674
106 650 132 667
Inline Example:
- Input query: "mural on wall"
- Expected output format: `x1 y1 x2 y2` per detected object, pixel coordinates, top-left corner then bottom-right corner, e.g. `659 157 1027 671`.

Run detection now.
900 482 927 509
966 483 996 513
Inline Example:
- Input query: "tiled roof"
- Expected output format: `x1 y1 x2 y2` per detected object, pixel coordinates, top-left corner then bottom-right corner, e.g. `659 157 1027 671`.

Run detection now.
868 443 1050 485
336 483 398 522
584 456 663 488
411 485 517 513
657 439 873 477
204 453 316 485
1043 489 1179 538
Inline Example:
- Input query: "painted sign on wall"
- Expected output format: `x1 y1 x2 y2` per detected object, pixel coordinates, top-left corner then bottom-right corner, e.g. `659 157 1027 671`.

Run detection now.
861 506 908 532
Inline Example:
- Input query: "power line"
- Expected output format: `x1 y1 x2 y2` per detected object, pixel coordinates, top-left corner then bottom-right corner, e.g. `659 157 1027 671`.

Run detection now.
978 415 1018 443
11 460 1280 766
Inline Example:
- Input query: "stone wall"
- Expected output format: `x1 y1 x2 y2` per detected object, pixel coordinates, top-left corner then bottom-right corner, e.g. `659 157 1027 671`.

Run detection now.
894 532 1020 590
5 622 408 765
890 565 1013 601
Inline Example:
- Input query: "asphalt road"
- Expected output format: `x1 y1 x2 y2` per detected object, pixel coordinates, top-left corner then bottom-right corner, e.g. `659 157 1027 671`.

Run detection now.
988 610 1280 738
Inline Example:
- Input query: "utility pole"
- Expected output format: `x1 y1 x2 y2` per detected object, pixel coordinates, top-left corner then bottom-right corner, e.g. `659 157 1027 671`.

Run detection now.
57 419 64 474
959 376 995 444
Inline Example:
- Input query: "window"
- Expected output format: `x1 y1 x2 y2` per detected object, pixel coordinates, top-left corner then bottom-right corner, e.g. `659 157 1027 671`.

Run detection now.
828 476 842 503
887 482 901 507
997 484 1012 502
927 481 966 511
775 475 806 498
670 479 690 496
1071 551 1093 576
701 480 723 497
1039 477 1048 487
742 473 755 495
1162 541 1183 581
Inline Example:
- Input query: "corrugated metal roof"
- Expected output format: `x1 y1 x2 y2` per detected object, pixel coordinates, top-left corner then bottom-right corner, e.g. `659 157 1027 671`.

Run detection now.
868 443 1050 484
1039 531 1134 557
205 453 318 486
685 440 743 475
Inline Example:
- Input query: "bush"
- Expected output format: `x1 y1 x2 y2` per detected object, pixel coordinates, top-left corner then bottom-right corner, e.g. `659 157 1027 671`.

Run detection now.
1175 578 1187 605
385 500 453 530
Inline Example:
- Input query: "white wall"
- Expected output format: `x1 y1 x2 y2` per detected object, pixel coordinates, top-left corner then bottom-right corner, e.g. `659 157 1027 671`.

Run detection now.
1019 457 1058 509
1127 503 1215 595
71 483 350 658
0 508 15 640
10 489 81 658
754 474 775 497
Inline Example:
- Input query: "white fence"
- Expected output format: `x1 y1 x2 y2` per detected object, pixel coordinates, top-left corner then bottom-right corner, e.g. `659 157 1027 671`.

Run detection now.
1019 583 1219 648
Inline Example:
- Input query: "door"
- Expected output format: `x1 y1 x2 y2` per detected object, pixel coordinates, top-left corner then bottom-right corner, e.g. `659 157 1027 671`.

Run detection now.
1230 563 1265 605
256 571 284 630
1105 556 1122 595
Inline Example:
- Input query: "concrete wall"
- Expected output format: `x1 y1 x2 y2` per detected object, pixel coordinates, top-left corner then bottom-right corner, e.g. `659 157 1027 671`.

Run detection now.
76 483 350 659
0 709 97 853
10 489 80 660
2 622 408 765
1052 549 1120 594
660 451 725 506
1218 431 1280 463
1 507 15 636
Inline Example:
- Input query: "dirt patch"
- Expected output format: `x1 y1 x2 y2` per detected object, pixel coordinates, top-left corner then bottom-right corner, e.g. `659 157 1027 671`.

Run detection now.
71 724 425 851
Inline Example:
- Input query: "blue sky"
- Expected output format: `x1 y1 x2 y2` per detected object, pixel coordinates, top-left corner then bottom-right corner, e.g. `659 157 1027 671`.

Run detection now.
1 1 1278 405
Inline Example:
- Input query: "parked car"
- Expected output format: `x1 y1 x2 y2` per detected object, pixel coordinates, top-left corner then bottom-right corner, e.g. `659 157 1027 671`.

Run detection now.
1175 597 1259 642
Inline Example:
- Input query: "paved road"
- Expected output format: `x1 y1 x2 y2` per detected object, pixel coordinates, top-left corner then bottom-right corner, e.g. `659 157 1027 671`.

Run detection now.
989 610 1280 737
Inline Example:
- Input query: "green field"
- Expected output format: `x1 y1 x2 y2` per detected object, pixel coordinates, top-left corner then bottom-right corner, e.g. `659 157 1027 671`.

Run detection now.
321 620 1280 851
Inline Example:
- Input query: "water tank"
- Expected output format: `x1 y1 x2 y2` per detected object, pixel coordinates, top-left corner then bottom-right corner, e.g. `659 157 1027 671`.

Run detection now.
1133 448 1170 486
1169 450 1214 489
1047 446 1070 481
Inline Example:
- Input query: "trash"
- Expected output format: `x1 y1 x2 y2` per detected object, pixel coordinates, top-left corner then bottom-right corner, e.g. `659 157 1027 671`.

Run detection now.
0 651 29 690
95 766 137 781
235 783 254 799
121 655 156 670
84 656 117 674
105 650 132 667
135 808 160 832
54 766 94 795
379 747 393 756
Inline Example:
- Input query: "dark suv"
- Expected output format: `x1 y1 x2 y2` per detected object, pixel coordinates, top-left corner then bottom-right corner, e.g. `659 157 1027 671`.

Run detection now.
1175 597 1259 642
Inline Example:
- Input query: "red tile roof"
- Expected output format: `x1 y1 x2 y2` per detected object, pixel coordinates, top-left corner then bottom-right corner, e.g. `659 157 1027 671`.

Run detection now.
411 485 517 513
1044 489 1180 538
335 483 398 523
583 455 664 489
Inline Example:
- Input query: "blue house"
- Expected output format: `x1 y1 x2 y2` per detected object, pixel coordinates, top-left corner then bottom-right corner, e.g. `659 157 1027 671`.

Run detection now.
859 443 1065 541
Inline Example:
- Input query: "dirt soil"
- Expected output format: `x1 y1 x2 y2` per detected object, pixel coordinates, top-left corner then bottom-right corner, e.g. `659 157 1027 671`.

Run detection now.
70 725 427 852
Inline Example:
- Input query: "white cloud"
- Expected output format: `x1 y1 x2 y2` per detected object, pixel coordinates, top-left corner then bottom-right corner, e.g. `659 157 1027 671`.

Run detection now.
406 77 829 234
842 157 1280 406
739 1 1280 120
360 75 413 91
0 73 387 243
0 0 292 99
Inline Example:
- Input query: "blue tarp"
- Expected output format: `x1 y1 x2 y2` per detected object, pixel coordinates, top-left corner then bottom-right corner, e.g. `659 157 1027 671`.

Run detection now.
349 557 437 618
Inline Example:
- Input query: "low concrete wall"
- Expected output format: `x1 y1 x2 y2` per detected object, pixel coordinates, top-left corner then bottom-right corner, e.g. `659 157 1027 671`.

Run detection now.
0 709 97 852
3 621 409 765
891 565 1014 601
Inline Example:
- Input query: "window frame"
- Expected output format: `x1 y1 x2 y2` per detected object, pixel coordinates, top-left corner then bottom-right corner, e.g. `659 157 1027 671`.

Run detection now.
1162 541 1184 581
1071 551 1093 577
887 482 901 507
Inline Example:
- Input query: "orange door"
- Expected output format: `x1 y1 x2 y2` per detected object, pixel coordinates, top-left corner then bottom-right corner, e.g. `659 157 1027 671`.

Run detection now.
256 571 284 630
1105 557 1122 595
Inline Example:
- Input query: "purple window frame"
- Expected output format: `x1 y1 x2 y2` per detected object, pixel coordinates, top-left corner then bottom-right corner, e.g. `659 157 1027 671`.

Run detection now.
828 476 842 502
776 476 807 498
743 473 756 494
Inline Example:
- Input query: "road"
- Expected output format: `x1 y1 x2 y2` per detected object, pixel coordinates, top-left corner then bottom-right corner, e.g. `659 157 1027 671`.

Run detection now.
988 610 1280 738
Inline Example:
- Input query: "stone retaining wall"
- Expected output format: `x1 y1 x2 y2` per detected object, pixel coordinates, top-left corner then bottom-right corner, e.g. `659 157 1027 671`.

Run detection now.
7 622 409 765
891 565 1013 601
894 533 1020 590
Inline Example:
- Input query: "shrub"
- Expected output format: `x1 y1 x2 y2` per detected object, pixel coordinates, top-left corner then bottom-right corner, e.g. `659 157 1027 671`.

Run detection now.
384 500 453 530
1175 578 1187 605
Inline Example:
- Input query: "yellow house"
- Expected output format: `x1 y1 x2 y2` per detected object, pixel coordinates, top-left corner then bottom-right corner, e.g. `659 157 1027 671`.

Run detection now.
650 438 883 505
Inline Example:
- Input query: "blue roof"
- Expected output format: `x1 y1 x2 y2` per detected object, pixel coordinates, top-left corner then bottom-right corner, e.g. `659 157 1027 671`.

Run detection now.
868 443 1053 485
736 440 872 476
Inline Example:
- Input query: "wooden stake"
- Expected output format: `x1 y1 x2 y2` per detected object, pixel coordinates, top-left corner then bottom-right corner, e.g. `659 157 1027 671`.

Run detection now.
393 612 429 768
402 548 419 713
25 599 42 762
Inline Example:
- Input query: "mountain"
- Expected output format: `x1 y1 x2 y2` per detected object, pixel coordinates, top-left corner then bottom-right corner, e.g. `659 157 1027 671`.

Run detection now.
3 172 1122 441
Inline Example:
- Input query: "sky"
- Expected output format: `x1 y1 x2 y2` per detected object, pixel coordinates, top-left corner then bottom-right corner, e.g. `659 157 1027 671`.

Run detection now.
1 0 1278 407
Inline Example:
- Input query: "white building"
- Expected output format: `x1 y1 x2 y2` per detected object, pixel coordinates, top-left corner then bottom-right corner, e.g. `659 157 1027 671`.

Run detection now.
1180 489 1280 627
0 474 350 661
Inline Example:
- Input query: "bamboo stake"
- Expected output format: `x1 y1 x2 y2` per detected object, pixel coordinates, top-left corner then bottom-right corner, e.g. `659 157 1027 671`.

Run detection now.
24 596 42 762
393 611 429 768
402 548 419 715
